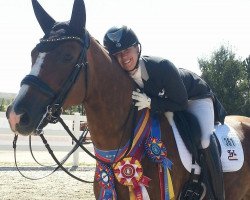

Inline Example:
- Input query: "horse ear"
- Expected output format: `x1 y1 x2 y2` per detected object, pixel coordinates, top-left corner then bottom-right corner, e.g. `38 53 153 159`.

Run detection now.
69 0 86 36
31 0 55 34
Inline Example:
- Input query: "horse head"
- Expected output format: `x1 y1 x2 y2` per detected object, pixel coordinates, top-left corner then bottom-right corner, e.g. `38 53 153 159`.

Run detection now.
5 0 84 135
6 0 134 142
6 0 88 135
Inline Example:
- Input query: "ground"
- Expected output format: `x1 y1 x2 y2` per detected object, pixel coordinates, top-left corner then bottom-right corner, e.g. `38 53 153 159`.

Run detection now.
0 150 96 200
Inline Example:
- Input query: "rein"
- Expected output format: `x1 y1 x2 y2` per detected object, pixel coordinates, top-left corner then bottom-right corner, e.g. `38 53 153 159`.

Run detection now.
12 127 92 182
12 105 136 182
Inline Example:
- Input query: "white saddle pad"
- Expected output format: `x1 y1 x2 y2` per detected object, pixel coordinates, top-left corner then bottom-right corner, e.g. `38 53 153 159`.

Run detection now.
170 119 244 175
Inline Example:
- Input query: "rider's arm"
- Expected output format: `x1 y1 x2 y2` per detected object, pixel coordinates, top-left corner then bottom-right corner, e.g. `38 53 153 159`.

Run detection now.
149 59 188 114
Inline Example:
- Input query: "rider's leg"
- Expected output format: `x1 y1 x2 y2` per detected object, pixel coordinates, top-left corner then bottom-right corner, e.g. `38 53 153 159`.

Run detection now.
187 98 225 200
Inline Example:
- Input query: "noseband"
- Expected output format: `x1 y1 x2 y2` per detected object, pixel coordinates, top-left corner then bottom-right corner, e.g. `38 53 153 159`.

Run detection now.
21 31 90 133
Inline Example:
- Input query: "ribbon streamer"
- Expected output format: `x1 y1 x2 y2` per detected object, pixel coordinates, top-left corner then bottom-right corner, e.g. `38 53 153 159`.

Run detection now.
96 162 117 200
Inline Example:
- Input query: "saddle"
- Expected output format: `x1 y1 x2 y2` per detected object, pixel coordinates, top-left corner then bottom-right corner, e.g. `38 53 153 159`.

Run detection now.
172 111 216 200
173 111 203 164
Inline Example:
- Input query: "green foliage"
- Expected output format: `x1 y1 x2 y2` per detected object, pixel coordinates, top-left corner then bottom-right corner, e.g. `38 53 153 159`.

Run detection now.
63 105 85 115
0 98 13 112
198 45 250 116
0 96 85 115
0 99 5 111
242 55 250 115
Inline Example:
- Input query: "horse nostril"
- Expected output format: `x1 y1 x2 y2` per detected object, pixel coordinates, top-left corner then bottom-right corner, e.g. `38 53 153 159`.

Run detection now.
6 105 12 119
20 112 30 126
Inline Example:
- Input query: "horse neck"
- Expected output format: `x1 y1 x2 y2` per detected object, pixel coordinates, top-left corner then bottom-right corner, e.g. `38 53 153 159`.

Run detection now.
84 38 135 150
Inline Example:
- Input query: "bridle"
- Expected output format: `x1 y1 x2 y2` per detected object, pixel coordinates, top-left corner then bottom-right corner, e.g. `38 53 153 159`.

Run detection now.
13 29 137 183
13 30 93 182
21 32 90 132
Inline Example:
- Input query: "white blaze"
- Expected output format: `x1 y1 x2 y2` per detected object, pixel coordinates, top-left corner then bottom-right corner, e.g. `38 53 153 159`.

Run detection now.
8 53 47 132
30 52 47 76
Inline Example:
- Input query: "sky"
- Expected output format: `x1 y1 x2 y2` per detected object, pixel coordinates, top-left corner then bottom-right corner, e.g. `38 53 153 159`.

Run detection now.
0 0 250 93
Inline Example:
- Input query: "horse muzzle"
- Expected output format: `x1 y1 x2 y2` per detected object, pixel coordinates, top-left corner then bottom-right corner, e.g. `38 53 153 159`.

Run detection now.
6 104 36 136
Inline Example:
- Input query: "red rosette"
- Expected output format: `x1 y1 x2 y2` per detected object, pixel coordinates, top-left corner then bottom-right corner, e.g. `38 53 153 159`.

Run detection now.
113 157 149 187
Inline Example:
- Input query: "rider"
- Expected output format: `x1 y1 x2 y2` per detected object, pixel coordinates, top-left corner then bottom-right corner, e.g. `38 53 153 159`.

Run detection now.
103 25 226 200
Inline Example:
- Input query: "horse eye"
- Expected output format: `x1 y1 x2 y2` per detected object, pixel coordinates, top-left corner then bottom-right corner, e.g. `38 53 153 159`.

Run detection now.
63 54 73 62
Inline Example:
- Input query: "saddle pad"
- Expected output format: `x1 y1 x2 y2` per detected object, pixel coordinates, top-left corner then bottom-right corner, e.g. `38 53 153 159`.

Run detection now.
171 121 244 174
215 124 244 172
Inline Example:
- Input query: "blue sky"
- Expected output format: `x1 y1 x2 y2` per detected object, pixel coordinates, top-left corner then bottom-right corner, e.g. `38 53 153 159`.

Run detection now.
1 0 250 93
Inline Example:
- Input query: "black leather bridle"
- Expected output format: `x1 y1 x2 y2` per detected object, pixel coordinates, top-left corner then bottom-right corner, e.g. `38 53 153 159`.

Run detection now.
21 32 90 133
13 30 137 183
13 30 93 182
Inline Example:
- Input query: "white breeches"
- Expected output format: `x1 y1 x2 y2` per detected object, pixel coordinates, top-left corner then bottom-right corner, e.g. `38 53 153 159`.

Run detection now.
164 98 214 149
186 98 214 149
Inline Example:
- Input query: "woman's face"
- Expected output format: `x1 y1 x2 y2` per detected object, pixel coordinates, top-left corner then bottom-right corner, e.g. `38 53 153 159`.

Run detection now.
113 45 139 72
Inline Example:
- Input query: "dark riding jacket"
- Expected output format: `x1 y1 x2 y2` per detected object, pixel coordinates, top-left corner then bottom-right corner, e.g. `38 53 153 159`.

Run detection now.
139 55 227 124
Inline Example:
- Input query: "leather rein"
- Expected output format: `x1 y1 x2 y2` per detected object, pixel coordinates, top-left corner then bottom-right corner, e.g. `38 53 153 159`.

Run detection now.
13 30 136 183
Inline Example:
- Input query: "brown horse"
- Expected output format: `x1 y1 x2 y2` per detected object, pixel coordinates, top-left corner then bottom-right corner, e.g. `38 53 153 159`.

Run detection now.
6 0 250 199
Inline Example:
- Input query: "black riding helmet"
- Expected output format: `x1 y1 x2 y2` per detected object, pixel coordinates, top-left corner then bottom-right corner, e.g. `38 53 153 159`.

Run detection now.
103 25 140 55
103 25 142 71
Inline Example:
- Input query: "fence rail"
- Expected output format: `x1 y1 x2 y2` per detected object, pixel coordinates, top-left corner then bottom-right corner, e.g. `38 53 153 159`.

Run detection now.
0 112 89 166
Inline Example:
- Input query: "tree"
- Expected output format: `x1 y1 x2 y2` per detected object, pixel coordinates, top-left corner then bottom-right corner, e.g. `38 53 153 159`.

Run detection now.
63 104 85 115
198 45 249 116
242 55 250 115
0 99 6 111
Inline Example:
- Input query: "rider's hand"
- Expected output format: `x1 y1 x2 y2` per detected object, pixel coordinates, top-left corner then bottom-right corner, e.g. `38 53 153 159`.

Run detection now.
132 91 151 111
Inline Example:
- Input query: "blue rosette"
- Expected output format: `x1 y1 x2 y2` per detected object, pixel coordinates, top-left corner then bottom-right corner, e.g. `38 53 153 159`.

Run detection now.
95 162 117 200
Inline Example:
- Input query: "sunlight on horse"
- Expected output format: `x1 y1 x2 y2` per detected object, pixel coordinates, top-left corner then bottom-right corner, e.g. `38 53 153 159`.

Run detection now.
6 0 250 199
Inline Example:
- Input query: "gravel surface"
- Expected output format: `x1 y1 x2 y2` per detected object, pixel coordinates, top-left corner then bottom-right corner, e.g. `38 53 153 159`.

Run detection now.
0 150 96 200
